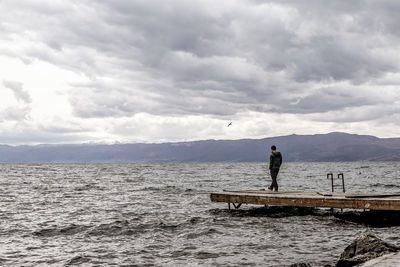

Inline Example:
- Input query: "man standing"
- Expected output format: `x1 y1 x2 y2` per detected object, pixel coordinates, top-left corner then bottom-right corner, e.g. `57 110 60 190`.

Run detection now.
268 145 282 192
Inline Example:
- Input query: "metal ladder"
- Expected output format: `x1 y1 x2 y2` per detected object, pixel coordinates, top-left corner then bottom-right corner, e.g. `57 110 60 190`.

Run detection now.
327 172 345 193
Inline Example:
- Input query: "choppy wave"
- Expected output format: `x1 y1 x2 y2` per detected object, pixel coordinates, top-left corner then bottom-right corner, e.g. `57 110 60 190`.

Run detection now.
33 224 90 237
1 162 400 266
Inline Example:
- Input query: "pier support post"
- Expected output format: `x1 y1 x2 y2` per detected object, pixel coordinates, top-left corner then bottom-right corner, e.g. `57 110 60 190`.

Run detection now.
228 203 242 210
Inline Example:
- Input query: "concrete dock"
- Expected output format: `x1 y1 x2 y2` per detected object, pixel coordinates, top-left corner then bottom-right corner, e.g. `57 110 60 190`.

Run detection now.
210 190 400 210
361 252 400 266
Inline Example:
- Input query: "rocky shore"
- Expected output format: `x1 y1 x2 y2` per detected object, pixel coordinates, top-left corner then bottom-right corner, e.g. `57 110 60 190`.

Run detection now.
290 235 400 267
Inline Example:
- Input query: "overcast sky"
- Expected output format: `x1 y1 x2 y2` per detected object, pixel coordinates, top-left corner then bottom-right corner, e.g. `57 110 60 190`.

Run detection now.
1 0 400 145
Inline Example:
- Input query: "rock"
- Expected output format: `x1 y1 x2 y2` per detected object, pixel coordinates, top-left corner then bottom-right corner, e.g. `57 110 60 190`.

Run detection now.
336 234 400 267
334 210 400 227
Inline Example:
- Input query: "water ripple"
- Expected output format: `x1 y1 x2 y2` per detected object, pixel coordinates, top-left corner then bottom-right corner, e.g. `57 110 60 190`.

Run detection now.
0 162 400 266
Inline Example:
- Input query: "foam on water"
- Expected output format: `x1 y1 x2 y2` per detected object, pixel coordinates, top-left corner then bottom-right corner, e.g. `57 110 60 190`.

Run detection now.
0 162 400 266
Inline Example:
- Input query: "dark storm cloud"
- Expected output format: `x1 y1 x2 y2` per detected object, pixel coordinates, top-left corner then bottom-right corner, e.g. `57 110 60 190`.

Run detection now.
2 0 400 121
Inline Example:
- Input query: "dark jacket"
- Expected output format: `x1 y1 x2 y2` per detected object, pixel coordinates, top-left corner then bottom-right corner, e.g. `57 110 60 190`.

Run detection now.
269 151 282 169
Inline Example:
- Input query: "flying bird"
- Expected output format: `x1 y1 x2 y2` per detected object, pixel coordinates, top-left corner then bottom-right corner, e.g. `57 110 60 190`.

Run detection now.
227 122 232 127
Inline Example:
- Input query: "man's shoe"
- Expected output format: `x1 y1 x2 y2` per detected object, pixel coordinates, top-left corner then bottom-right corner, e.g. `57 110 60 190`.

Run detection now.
267 186 273 191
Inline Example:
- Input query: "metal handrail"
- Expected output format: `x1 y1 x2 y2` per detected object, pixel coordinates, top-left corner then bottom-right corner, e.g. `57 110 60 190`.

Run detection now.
327 172 345 193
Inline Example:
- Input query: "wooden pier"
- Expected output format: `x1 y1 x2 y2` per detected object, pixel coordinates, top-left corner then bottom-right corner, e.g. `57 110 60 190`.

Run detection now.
210 190 400 211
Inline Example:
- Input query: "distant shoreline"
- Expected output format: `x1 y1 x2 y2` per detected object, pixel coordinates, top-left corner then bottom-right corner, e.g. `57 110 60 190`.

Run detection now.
1 132 400 163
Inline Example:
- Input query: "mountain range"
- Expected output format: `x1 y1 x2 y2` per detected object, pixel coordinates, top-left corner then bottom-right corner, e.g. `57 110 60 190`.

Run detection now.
1 132 400 163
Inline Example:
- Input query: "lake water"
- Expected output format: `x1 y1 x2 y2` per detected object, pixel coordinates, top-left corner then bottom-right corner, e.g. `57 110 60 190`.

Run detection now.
1 162 400 266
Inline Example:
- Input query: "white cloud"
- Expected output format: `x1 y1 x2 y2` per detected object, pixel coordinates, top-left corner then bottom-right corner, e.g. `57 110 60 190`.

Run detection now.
0 106 30 122
3 80 31 103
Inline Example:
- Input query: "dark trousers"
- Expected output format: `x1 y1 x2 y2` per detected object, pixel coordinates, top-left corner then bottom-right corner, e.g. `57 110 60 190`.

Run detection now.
269 168 280 191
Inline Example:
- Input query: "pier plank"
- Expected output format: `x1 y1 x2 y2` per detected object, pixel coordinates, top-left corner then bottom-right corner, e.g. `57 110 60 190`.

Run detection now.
210 190 400 211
